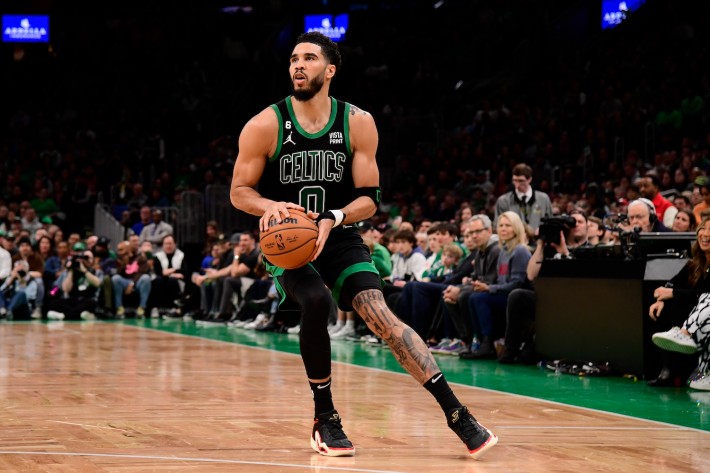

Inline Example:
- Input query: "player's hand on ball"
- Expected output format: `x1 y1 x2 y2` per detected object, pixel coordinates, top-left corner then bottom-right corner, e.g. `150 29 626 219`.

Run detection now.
308 211 332 261
260 201 305 232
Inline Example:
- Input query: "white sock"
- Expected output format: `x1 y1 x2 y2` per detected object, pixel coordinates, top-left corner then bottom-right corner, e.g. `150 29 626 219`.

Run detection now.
345 320 355 329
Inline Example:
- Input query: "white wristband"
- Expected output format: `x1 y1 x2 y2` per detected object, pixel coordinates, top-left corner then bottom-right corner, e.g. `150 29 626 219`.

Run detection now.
331 210 345 227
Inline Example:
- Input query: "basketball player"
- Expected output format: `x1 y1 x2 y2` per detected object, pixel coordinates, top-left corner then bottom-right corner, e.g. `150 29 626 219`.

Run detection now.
231 32 497 460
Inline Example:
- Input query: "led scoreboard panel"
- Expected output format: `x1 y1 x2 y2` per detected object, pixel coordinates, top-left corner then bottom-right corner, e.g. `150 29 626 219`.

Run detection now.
305 14 349 42
2 15 49 42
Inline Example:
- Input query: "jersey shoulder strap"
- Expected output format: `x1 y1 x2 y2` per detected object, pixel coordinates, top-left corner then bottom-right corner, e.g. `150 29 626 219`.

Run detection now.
268 100 286 163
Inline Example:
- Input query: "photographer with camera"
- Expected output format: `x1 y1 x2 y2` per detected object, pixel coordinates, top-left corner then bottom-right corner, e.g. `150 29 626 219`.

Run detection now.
46 245 102 320
497 210 590 364
0 259 38 319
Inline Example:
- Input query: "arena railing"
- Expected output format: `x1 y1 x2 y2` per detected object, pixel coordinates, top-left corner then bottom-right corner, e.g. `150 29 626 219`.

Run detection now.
205 185 256 236
93 203 126 251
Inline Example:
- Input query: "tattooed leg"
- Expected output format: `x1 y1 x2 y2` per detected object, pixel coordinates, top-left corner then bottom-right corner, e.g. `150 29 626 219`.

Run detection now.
352 289 440 384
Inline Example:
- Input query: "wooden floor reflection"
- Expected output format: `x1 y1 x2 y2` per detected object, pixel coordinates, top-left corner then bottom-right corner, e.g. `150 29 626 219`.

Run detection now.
0 321 708 472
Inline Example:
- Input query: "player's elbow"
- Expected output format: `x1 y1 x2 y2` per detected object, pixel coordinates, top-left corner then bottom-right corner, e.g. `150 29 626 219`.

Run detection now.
230 187 244 211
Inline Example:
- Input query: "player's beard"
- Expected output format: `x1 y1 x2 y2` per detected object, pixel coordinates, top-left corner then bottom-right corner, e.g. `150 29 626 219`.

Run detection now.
291 68 326 102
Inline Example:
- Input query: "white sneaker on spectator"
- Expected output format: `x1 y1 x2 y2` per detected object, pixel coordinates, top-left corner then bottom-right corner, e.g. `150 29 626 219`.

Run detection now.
690 372 710 391
429 338 452 354
47 310 65 320
243 313 267 330
366 336 384 346
80 311 95 320
287 325 301 334
652 327 698 354
361 334 377 343
150 308 160 318
328 323 345 334
31 307 42 319
232 318 254 328
0 307 7 317
331 325 357 340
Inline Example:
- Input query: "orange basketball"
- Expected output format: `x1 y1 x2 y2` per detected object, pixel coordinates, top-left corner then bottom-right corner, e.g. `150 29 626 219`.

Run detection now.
260 209 319 269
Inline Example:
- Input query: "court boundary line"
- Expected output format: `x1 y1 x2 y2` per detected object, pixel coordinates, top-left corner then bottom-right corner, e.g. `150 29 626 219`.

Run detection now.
116 322 710 435
0 451 408 473
5 321 708 435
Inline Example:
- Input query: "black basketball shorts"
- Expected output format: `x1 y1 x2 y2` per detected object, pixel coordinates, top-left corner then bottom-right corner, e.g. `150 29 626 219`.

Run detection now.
264 226 384 312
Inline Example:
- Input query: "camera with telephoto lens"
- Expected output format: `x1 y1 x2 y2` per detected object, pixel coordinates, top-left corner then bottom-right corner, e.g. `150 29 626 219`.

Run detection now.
17 269 27 279
66 254 89 269
538 216 576 246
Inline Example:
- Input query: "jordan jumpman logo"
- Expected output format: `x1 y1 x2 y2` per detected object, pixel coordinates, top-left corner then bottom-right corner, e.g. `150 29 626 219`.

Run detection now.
283 132 296 145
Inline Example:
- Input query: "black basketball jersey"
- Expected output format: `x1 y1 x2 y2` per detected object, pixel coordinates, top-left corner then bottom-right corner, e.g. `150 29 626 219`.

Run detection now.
259 96 354 215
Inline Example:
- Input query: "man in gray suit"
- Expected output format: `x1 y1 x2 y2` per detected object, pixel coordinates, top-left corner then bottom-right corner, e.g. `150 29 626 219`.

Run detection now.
494 163 552 231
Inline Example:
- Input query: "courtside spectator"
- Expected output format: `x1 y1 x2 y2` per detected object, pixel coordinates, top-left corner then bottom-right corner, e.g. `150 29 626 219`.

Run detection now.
672 209 697 232
358 222 391 278
640 176 678 228
44 241 69 285
132 206 153 236
398 220 477 340
494 164 552 231
139 209 174 251
390 230 427 285
694 182 710 224
12 236 44 318
0 238 10 284
461 211 531 360
442 215 501 355
152 235 188 315
627 199 672 233
587 216 606 246
47 249 102 320
112 241 152 317
0 260 38 319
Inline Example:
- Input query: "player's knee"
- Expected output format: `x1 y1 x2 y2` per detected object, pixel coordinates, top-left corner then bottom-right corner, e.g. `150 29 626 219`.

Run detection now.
296 280 332 323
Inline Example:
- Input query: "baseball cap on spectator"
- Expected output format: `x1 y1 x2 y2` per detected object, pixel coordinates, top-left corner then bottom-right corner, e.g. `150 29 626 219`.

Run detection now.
18 236 32 246
617 198 629 206
358 221 375 233
41 216 52 224
0 230 5 237
73 242 87 251
694 176 708 187
230 233 241 245
97 236 110 246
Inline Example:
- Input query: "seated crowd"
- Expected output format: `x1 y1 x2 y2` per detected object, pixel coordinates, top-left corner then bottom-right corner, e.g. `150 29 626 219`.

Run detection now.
0 161 708 391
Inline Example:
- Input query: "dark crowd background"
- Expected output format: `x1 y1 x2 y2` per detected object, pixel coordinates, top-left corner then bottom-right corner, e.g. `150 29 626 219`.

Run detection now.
1 0 707 238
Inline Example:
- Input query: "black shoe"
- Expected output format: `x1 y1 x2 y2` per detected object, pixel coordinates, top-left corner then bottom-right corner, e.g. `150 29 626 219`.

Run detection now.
311 409 355 457
518 345 539 365
198 313 230 326
647 367 682 387
461 336 496 360
447 406 498 460
162 310 183 320
497 347 520 364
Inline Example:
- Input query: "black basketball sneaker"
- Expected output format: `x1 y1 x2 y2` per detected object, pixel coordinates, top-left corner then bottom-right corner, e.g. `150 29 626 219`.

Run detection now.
310 409 355 457
447 406 498 460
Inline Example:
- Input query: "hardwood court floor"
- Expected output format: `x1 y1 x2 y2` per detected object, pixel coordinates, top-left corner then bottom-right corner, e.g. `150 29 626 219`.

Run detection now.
0 321 708 473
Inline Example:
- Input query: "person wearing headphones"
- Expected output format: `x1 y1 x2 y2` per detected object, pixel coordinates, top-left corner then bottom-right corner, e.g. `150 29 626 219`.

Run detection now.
625 198 673 233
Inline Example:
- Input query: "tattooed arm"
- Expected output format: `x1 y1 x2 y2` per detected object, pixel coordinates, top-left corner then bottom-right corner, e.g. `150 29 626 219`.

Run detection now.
352 289 440 384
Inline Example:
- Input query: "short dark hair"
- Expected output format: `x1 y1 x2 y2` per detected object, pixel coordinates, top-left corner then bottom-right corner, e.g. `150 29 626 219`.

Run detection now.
393 229 417 245
647 175 661 188
295 32 342 77
675 195 691 206
512 164 533 179
570 209 588 222
162 234 175 244
434 222 459 238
